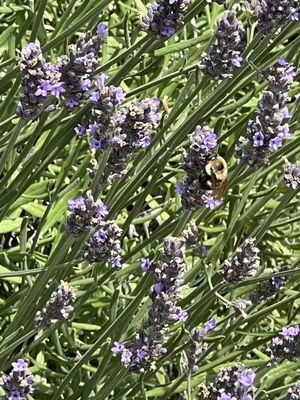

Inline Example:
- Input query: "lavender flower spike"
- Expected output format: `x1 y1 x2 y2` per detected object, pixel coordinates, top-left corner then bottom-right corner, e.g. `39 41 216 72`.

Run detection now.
75 73 125 151
200 11 246 80
103 97 160 181
283 157 300 190
199 363 256 399
65 190 108 236
141 0 190 38
0 359 35 399
58 23 107 108
17 42 48 119
34 281 76 328
236 58 296 168
220 238 260 283
244 0 299 35
83 221 123 268
113 237 187 373
176 125 219 211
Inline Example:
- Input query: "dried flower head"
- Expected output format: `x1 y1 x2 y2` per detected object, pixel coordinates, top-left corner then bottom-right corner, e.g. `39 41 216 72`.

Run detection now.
141 0 190 38
250 263 291 304
65 190 108 236
244 0 299 35
199 363 256 399
34 281 76 328
176 125 220 210
200 11 246 80
58 23 106 108
267 325 300 363
0 359 35 399
220 238 261 283
283 157 300 190
236 58 296 168
83 221 123 268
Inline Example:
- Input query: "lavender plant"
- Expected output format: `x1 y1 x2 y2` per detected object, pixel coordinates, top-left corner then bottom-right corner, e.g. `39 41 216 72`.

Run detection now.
0 2 300 399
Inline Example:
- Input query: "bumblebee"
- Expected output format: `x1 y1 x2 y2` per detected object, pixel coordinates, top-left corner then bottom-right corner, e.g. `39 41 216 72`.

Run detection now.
200 154 228 199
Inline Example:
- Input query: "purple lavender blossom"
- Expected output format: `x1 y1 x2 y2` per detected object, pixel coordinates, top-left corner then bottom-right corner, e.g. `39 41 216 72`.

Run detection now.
34 281 76 328
220 238 261 284
199 363 256 399
244 0 299 35
267 325 300 363
250 263 291 304
283 157 300 190
141 0 190 38
83 221 123 268
111 341 125 353
17 42 49 119
177 125 221 211
58 24 106 108
199 319 217 336
140 257 153 272
0 359 35 399
65 191 108 236
200 11 246 80
236 59 296 168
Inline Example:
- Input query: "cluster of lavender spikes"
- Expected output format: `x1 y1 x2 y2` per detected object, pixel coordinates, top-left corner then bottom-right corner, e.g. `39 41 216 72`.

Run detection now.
0 359 35 400
287 381 300 399
176 125 220 210
34 281 76 328
112 237 187 372
17 24 106 119
185 319 216 373
65 190 108 236
220 238 261 283
244 0 299 35
250 263 291 304
199 11 246 80
199 363 256 399
283 157 300 190
83 222 123 268
236 58 296 168
267 325 300 363
141 0 190 38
